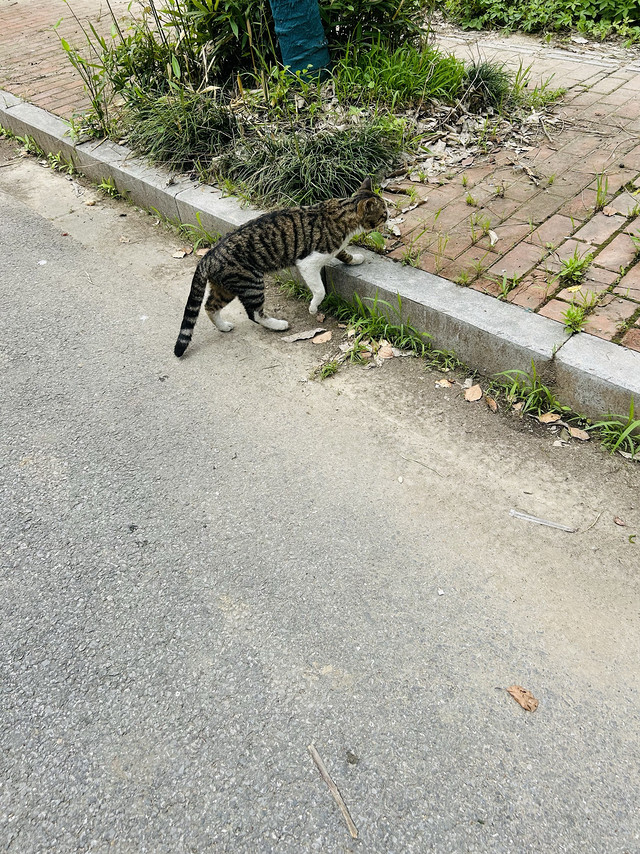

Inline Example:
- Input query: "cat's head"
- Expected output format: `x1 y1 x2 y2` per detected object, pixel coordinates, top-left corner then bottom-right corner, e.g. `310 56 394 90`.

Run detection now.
354 177 387 230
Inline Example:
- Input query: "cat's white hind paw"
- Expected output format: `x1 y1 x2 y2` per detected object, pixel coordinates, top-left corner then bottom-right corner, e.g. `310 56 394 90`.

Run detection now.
208 309 234 332
348 253 365 265
259 315 289 331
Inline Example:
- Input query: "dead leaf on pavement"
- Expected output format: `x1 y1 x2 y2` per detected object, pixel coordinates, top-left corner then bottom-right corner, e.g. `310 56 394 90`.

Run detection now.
195 247 209 257
488 229 499 247
602 205 617 216
435 379 453 388
614 517 626 527
464 384 483 402
537 412 561 424
282 327 326 343
378 345 394 359
316 312 325 322
486 396 498 412
569 426 590 441
172 248 192 258
512 401 524 413
507 685 539 712
311 330 332 344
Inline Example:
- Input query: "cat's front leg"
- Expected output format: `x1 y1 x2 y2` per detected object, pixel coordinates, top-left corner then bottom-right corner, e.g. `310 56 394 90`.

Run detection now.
296 254 326 314
336 249 364 266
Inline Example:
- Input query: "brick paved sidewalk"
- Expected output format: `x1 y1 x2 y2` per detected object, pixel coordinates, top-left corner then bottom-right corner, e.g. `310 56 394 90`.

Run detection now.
1 1 639 352
384 31 640 353
0 0 130 118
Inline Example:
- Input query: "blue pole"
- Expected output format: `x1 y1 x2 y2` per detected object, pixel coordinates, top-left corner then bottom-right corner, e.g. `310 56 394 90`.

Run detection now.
267 0 330 75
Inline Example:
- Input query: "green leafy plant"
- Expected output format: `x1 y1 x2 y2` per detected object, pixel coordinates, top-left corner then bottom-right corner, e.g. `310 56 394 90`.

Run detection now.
444 0 640 42
217 118 407 206
492 361 569 416
178 212 221 250
316 359 340 379
16 134 45 157
590 398 640 457
351 230 387 253
332 41 468 110
463 60 511 110
496 272 519 300
323 291 431 357
47 151 76 174
97 176 121 198
557 246 593 284
562 301 587 333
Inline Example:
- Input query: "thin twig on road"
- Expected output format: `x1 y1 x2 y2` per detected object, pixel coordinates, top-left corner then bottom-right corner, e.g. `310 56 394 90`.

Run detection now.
308 744 358 839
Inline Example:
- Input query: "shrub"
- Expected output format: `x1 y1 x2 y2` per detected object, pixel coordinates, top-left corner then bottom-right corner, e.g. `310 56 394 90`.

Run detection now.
444 0 640 39
216 118 407 205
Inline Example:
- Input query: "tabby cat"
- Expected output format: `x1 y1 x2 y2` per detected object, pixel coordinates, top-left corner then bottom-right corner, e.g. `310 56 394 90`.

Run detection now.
174 177 387 357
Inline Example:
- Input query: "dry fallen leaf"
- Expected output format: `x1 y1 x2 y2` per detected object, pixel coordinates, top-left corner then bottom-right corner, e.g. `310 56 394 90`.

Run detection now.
507 685 539 712
464 384 483 402
84 199 96 206
316 312 325 323
569 426 590 441
486 396 498 412
488 229 499 247
311 330 332 344
512 401 524 413
378 345 394 359
435 379 453 388
282 327 326 343
614 517 626 527
538 412 562 424
602 205 617 216
172 249 187 258
195 247 209 257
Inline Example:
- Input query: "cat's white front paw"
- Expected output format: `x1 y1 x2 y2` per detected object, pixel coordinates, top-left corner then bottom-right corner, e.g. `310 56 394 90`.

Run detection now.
348 253 365 266
216 319 234 332
309 304 319 315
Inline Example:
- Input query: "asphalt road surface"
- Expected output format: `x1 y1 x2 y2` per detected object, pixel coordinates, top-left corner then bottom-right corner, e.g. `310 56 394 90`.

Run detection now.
1 148 639 853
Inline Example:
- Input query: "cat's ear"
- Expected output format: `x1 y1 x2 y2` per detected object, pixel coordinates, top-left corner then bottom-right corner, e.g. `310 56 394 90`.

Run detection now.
357 177 372 193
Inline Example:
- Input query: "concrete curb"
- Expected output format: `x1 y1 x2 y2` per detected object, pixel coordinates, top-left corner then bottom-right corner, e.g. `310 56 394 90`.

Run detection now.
2 89 639 419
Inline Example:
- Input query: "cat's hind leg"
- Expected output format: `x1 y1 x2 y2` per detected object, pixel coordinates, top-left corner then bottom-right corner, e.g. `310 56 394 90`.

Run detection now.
236 280 289 331
205 283 235 332
296 253 327 314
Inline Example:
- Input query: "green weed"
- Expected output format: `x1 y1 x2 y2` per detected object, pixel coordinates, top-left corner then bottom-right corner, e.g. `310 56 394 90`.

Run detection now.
492 361 569 416
590 399 640 457
316 359 340 380
496 272 519 300
97 177 121 198
557 246 593 284
561 301 587 334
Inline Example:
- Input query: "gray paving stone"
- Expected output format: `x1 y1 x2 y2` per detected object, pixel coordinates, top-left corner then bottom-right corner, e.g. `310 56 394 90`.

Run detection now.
174 185 259 235
555 333 640 419
0 99 75 160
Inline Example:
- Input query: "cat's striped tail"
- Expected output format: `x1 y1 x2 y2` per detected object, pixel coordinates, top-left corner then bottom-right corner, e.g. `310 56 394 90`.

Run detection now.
174 263 208 357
